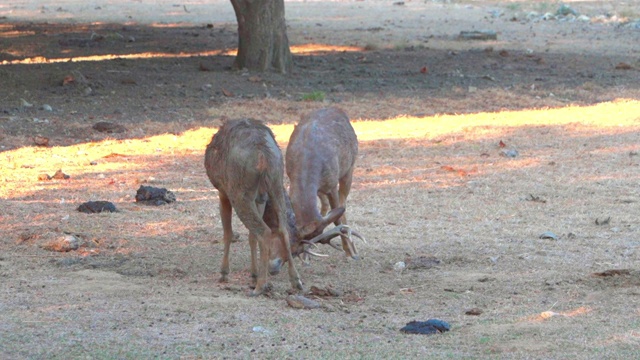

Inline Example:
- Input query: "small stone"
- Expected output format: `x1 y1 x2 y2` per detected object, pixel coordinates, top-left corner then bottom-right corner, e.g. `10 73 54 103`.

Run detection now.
42 235 81 252
92 121 127 133
33 135 49 147
400 319 451 334
539 231 558 240
465 308 483 316
615 62 633 70
41 104 53 112
51 169 70 180
556 4 578 16
501 149 519 158
20 98 33 108
393 261 406 272
459 30 497 40
286 295 320 309
577 15 590 22
77 201 118 213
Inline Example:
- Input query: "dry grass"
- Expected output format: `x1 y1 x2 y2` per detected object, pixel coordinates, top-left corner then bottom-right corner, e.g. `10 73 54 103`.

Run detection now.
1 100 639 358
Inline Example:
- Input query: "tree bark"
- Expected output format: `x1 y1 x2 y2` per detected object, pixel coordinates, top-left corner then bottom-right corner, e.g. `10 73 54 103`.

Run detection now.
230 0 293 74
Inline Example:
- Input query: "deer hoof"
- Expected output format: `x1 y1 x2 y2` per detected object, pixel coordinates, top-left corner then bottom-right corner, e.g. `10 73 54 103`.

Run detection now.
219 274 229 283
293 279 304 291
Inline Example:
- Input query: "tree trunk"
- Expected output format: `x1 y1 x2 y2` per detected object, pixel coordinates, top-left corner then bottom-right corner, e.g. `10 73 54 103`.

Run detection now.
230 0 292 74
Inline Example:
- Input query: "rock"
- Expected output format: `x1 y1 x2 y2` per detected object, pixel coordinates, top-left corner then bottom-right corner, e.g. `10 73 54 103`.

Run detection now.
465 308 483 316
459 30 497 40
539 231 558 240
501 149 519 158
92 121 127 133
135 185 176 206
42 235 81 252
309 285 342 297
41 104 53 112
556 4 578 16
542 12 556 21
51 169 70 180
33 135 49 147
577 15 590 22
393 261 406 272
20 98 33 108
286 295 320 309
77 201 118 213
400 319 451 335
615 62 633 70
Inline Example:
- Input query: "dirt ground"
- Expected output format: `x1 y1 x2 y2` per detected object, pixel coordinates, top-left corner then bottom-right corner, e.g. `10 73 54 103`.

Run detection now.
1 0 640 358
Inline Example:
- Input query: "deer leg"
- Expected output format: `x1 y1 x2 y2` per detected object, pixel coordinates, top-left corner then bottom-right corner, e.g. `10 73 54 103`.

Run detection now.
232 194 272 296
218 191 233 283
271 187 303 290
319 193 330 216
333 170 360 259
248 201 267 284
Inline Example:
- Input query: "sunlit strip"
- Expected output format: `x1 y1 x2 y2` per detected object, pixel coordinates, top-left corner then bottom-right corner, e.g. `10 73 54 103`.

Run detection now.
523 306 593 322
0 44 364 65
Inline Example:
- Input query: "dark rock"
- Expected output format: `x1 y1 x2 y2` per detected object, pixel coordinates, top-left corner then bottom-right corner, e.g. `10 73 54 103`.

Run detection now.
77 201 118 213
135 185 176 206
400 319 451 335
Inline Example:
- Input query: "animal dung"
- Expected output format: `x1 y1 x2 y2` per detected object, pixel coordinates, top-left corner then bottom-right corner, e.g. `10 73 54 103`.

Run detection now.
135 185 176 206
400 319 451 335
77 201 118 213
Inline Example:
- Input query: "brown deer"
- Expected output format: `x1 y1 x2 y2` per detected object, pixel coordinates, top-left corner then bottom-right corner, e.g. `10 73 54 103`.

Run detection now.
204 118 344 296
286 107 365 260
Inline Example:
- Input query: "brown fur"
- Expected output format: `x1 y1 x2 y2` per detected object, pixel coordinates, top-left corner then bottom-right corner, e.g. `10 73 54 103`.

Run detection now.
286 107 360 258
205 118 302 296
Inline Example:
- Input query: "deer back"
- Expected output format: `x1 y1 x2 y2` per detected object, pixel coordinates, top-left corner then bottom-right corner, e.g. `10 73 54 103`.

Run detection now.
205 118 283 201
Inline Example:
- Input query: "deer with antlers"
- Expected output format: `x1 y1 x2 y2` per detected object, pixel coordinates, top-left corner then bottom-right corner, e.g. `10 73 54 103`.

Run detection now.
205 118 345 296
286 107 365 260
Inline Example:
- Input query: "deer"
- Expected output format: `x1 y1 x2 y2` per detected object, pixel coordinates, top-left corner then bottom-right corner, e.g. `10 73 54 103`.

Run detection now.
286 107 365 260
204 118 345 296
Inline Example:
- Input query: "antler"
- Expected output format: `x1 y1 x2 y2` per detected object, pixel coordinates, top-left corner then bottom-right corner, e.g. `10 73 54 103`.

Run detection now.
305 224 367 255
301 240 329 258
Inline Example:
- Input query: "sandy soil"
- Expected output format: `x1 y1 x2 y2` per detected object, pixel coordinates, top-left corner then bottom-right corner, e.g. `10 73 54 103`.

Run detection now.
1 0 640 358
